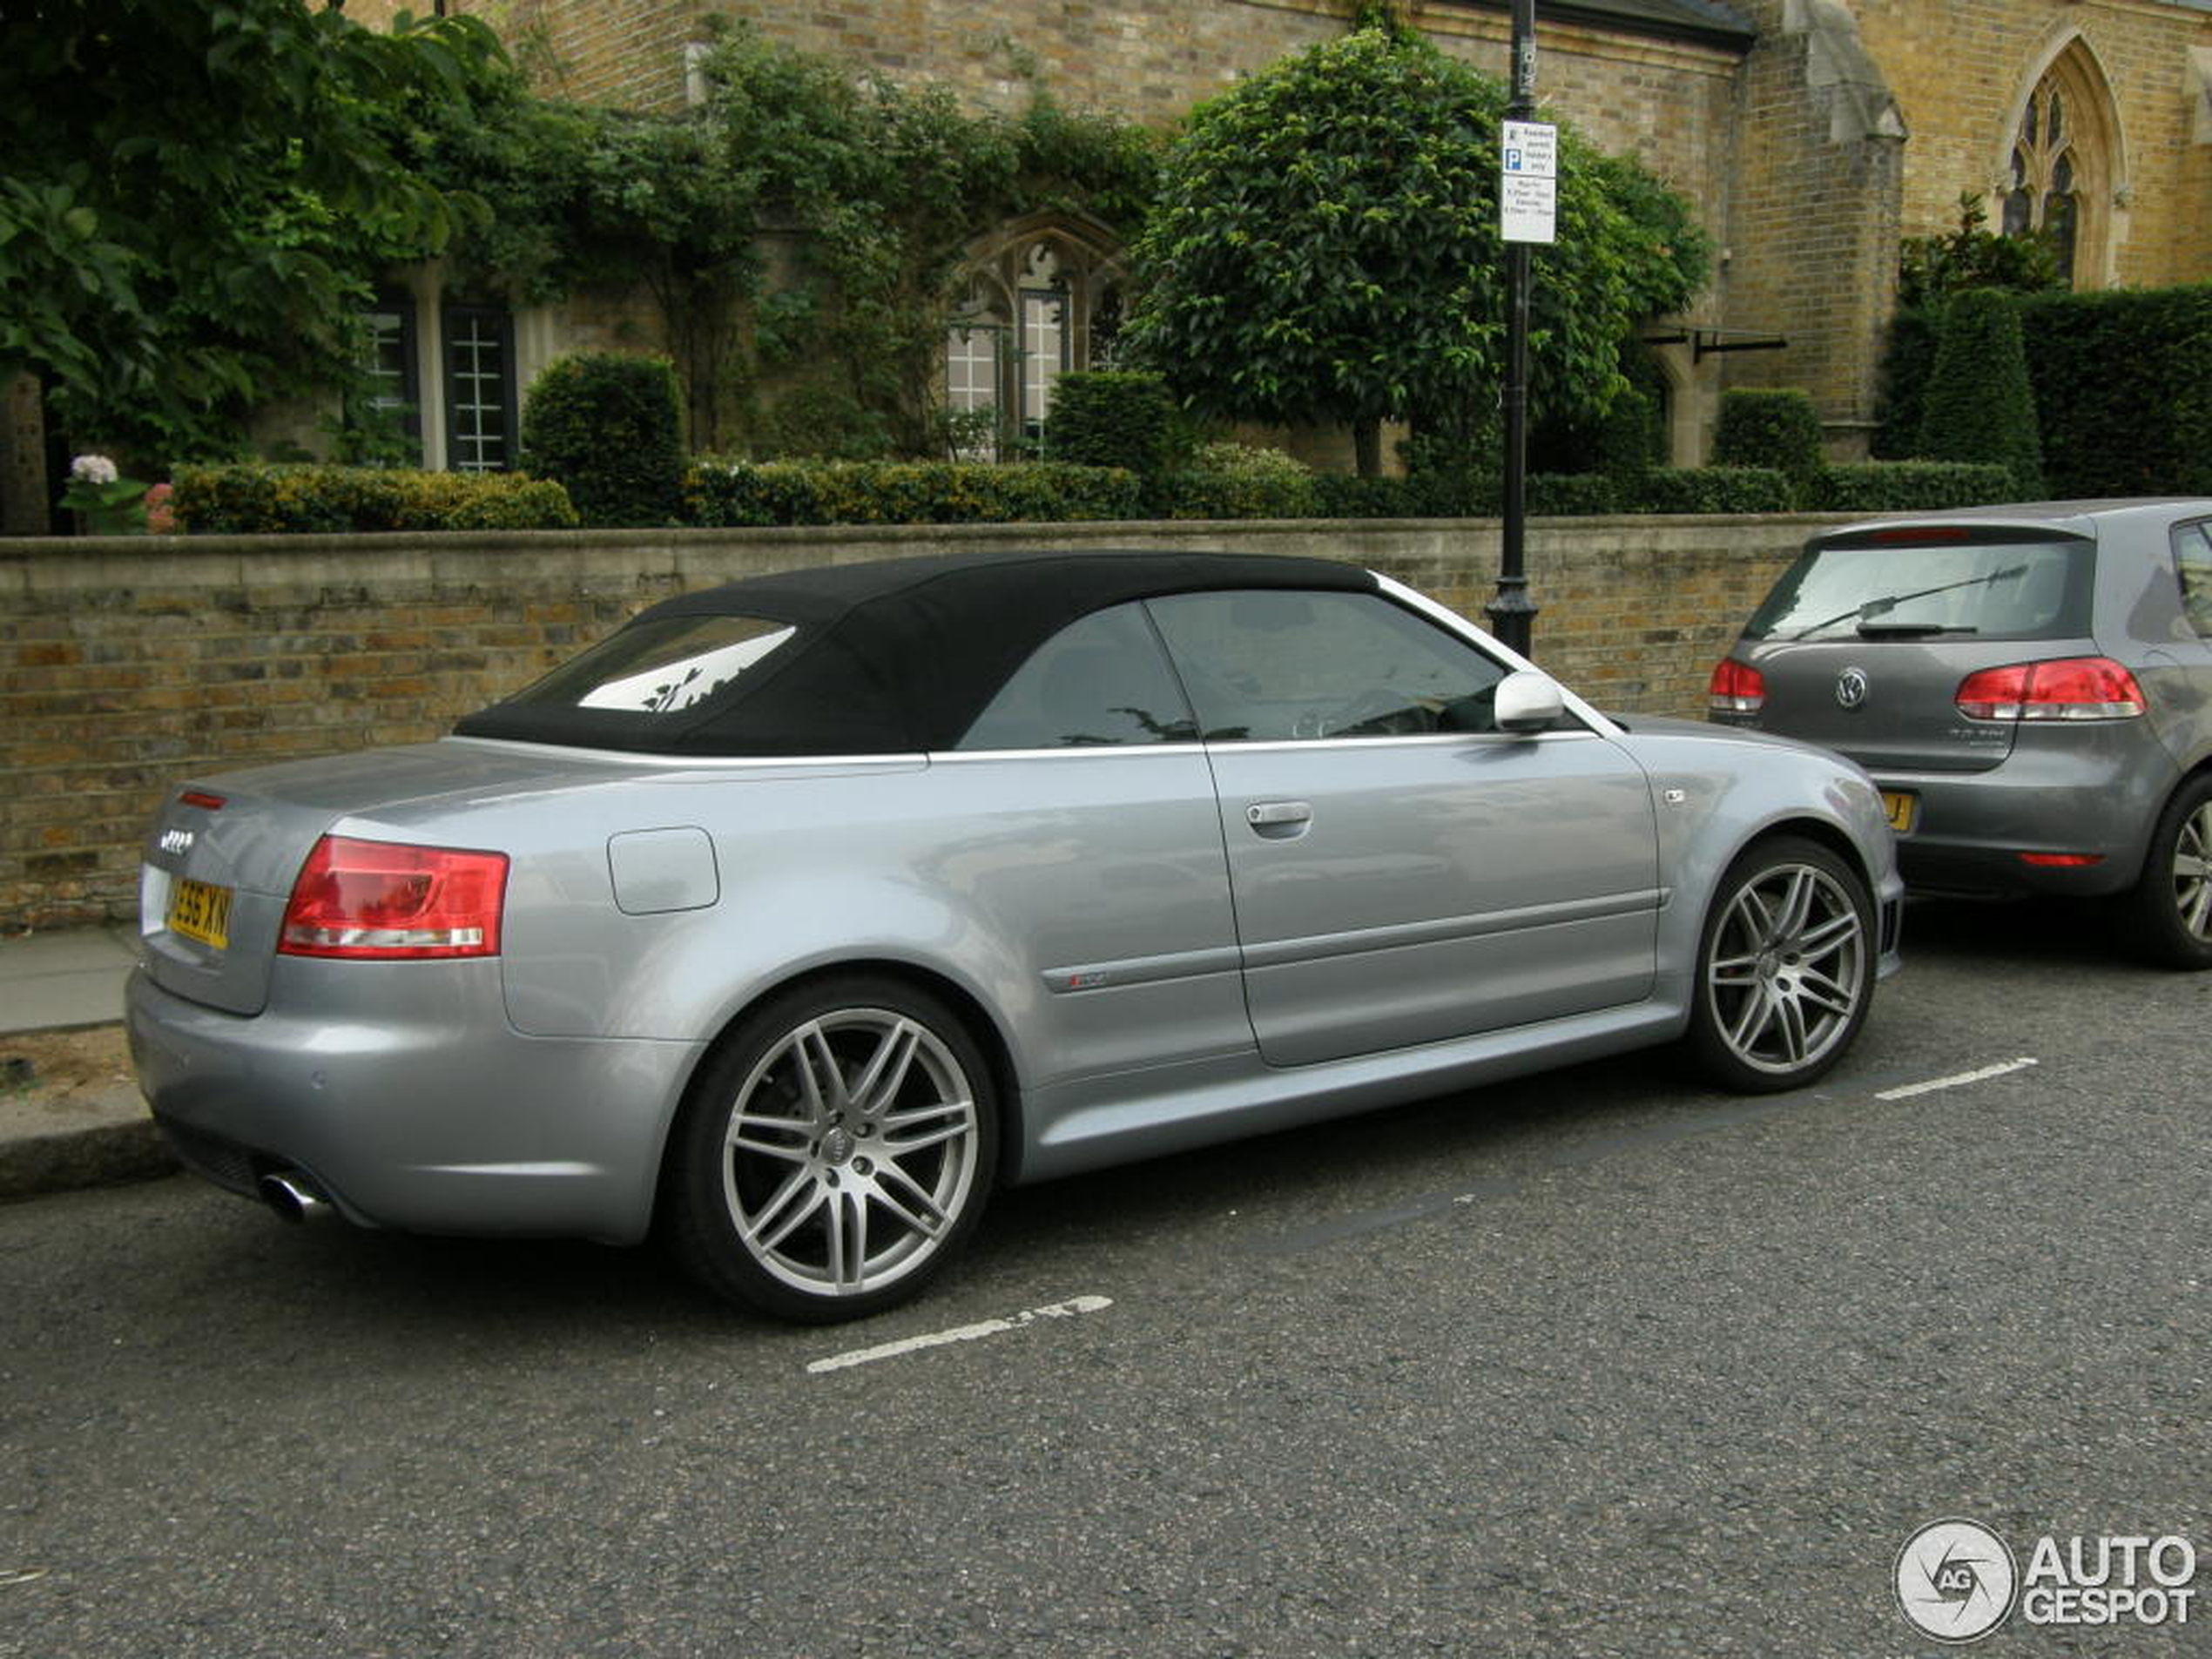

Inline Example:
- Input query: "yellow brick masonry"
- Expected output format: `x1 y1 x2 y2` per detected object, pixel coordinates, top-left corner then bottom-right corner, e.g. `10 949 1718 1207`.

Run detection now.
1864 0 2212 286
0 519 1819 929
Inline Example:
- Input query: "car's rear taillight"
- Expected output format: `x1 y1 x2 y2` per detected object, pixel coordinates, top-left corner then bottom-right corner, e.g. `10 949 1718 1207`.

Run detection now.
279 835 508 960
1954 657 2145 722
1708 658 1765 714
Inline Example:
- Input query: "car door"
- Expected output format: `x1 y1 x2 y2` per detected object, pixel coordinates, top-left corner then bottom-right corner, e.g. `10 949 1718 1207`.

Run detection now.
1144 589 1661 1068
937 600 1252 1085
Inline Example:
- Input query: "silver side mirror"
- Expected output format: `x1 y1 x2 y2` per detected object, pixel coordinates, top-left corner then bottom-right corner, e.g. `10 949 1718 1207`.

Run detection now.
1494 669 1564 733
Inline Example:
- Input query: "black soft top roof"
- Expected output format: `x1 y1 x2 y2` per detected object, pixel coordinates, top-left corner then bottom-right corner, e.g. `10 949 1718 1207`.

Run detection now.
455 549 1378 756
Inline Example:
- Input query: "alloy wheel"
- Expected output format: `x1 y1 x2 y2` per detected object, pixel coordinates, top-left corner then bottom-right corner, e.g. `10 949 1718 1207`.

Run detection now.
719 1007 981 1299
1704 858 1869 1079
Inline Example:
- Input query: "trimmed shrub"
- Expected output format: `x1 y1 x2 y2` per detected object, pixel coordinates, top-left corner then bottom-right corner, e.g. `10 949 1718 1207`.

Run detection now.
1591 383 1664 476
1153 442 1319 519
1712 389 1824 490
1871 306 1939 461
1811 462 2016 512
518 353 685 528
1526 473 1622 516
2020 285 2212 498
1397 431 1492 516
1312 473 1421 518
170 464 579 534
1045 371 1190 474
684 460 1143 527
1623 466 1797 515
1917 290 2043 495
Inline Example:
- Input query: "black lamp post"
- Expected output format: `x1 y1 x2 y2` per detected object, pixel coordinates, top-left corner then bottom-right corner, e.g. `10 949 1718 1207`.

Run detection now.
1487 0 1541 658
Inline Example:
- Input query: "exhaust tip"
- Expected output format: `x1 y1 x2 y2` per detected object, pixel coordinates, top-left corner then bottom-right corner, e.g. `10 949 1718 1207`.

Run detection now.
258 1170 332 1225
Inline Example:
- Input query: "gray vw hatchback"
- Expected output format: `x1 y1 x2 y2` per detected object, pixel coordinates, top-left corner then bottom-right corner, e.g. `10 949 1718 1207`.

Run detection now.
1709 500 2212 968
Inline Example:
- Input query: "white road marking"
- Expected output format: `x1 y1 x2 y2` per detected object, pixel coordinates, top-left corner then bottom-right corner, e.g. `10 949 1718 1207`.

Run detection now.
1875 1056 2039 1102
0 1568 48 1588
806 1294 1113 1374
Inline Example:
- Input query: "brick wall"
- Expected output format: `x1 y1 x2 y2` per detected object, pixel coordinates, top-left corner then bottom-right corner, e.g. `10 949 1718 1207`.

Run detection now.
0 517 1824 930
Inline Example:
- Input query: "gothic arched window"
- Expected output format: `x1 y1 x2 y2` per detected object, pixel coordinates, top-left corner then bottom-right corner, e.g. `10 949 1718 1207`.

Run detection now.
2004 81 2079 281
943 216 1128 460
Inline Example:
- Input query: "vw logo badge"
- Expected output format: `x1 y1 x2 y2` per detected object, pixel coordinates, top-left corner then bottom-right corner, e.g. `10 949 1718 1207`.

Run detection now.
1836 666 1871 710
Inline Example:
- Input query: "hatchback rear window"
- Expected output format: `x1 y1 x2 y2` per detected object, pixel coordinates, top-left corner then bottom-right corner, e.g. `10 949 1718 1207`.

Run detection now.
1744 536 2093 642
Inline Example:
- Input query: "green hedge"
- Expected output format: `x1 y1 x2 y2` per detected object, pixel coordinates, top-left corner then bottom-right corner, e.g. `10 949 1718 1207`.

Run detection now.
1811 462 2017 512
171 464 580 534
1151 442 1320 519
518 353 685 528
684 460 1144 526
2020 286 2212 498
1871 306 1939 461
1622 466 1797 514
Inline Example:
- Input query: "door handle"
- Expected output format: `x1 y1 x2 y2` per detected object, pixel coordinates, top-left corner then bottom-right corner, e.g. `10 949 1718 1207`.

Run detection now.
1245 800 1313 835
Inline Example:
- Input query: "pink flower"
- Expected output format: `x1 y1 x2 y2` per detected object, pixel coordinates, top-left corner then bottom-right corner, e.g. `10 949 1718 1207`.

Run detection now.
144 482 176 535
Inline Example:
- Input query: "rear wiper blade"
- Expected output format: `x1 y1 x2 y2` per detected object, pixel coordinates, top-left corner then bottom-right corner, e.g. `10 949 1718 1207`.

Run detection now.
1855 622 1979 637
1788 563 2027 640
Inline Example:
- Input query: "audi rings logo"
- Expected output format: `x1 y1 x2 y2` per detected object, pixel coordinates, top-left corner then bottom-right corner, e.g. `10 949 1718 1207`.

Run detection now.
1896 1520 2019 1642
1836 665 1871 710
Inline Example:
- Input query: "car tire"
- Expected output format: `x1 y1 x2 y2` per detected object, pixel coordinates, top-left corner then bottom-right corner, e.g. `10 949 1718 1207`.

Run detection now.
1686 836 1875 1094
2122 772 2212 970
664 975 999 1324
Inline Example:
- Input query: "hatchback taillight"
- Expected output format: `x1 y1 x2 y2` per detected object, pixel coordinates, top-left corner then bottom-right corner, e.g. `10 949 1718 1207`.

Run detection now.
1708 658 1765 713
1953 657 2145 722
279 835 509 960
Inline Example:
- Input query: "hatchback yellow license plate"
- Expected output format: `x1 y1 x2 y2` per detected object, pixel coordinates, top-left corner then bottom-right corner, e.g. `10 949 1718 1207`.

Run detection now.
167 877 233 950
1881 790 1918 834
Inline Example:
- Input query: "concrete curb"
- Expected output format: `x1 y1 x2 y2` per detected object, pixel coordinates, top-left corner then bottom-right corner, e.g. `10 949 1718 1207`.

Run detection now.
0 1085 177 1203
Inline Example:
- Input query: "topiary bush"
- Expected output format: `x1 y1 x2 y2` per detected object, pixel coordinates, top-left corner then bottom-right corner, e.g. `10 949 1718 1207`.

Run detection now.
518 353 685 528
2020 285 2212 498
1712 389 1824 494
169 464 579 534
1917 290 2043 496
1044 371 1190 475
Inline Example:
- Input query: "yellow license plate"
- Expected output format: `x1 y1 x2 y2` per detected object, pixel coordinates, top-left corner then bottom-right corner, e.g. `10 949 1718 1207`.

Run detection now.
1881 791 1918 834
167 877 233 950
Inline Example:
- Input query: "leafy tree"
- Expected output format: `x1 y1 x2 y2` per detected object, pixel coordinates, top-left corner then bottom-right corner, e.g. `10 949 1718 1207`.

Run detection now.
0 1 509 461
1122 19 1705 475
1898 192 2062 311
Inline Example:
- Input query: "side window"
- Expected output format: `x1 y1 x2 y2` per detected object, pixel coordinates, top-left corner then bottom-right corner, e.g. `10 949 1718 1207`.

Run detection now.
2175 523 2212 639
1145 590 1514 741
957 603 1197 750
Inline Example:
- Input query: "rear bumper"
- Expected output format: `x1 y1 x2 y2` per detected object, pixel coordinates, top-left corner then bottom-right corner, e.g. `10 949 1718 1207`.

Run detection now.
125 962 703 1244
1871 745 2164 899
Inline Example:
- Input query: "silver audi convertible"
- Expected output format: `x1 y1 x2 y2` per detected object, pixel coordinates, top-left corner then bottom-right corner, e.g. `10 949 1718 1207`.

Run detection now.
129 550 1903 1320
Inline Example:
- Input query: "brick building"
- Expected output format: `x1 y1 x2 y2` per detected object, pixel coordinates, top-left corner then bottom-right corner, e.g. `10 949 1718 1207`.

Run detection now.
325 1 2212 466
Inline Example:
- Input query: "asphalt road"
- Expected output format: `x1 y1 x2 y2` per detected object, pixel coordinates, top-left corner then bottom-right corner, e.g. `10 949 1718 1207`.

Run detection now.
2 900 2206 1659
